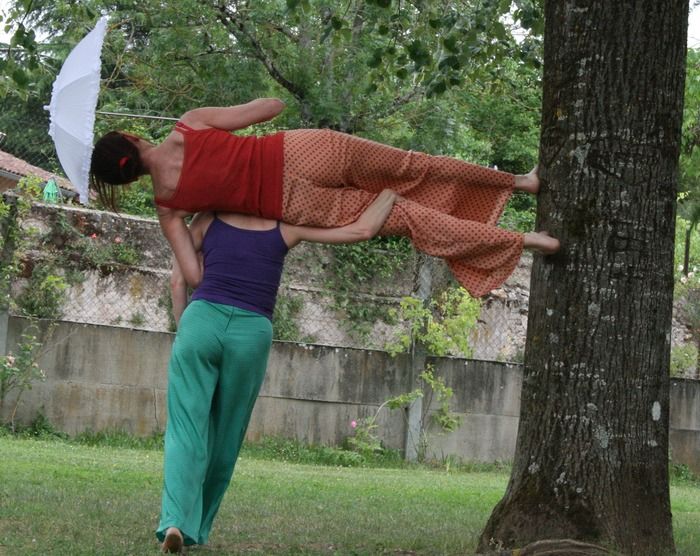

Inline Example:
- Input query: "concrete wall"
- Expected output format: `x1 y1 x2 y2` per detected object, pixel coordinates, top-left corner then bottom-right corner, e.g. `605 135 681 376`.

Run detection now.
2 315 699 473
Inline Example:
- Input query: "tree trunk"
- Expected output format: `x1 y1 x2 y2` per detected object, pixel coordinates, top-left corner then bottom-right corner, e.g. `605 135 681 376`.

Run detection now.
478 2 687 555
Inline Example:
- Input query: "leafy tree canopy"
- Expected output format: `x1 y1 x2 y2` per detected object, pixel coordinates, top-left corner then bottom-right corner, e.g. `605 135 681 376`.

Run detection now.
1 0 544 202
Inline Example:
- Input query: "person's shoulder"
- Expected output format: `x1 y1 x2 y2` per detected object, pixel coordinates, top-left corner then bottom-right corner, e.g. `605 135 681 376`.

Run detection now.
190 212 215 237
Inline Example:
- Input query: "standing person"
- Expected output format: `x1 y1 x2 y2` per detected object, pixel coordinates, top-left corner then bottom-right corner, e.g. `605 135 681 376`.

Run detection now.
157 190 399 553
90 98 559 299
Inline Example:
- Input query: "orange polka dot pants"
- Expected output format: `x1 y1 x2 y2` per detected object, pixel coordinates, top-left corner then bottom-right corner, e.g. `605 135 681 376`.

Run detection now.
281 129 523 297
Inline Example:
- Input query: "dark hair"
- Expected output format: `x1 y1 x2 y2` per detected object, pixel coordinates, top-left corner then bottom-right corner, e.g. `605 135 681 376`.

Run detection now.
90 131 145 211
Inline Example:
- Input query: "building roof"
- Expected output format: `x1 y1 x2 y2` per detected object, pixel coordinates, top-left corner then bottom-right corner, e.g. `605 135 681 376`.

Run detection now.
0 149 75 193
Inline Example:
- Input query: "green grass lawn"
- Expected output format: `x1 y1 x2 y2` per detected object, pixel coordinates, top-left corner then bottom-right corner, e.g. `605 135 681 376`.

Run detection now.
0 436 698 555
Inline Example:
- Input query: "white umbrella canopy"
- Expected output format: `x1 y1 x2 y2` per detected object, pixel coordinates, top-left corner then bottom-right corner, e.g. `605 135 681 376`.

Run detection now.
45 16 109 204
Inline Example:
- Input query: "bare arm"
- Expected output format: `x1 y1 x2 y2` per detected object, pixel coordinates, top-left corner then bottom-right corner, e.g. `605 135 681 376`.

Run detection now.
179 98 286 131
170 257 188 327
158 208 211 288
281 190 399 248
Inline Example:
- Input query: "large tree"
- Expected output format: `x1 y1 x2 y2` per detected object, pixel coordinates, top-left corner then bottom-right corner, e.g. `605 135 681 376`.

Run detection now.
478 2 687 554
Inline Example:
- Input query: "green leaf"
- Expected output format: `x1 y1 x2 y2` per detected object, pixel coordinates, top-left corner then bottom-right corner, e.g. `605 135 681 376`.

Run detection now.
331 16 343 30
442 34 460 54
320 23 333 43
406 39 431 68
438 55 461 71
427 80 447 97
367 48 383 68
11 68 29 88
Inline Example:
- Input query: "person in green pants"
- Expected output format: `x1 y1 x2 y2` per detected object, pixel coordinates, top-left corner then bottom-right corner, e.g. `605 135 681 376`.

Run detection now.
157 189 399 553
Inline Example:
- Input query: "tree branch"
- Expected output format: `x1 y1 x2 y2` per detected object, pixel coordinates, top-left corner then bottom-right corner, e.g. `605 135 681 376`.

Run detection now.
209 1 307 104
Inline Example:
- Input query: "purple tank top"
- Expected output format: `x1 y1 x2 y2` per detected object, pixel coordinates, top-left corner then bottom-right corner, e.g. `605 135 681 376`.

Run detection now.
191 217 288 319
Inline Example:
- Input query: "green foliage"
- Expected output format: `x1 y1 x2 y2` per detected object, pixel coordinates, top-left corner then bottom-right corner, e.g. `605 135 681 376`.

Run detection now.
45 216 141 274
72 236 114 270
7 411 68 440
670 461 700 484
0 322 51 431
1 183 69 319
387 287 481 357
674 50 700 273
1 185 58 315
111 241 139 265
0 199 18 311
157 285 177 333
3 195 147 320
347 363 462 463
420 366 462 433
16 264 67 319
345 416 384 459
245 435 405 468
500 192 537 232
129 312 145 327
96 180 157 218
327 237 412 339
15 174 43 199
272 292 314 342
670 344 698 378
73 428 164 450
385 388 423 411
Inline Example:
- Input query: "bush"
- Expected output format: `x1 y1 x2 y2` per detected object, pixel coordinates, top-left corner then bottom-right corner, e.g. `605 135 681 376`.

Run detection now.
670 344 698 377
16 265 67 319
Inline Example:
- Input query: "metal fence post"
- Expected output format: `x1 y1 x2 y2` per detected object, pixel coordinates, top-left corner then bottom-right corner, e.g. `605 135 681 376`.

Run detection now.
0 310 8 357
404 255 434 461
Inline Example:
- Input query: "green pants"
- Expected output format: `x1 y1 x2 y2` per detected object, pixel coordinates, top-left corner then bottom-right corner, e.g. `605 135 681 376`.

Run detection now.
156 300 272 546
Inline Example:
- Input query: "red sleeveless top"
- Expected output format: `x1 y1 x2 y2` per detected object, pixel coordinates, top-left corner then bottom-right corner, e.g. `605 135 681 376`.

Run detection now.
155 122 285 218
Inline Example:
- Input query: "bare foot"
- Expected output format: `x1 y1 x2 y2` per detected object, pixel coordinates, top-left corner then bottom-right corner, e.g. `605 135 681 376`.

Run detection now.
514 165 540 194
162 527 184 554
523 231 560 255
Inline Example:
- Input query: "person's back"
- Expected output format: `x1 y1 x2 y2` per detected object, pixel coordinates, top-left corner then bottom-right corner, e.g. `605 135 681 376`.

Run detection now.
192 215 288 319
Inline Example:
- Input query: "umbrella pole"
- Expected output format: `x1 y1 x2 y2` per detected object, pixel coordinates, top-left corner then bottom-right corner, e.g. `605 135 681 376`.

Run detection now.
96 110 179 122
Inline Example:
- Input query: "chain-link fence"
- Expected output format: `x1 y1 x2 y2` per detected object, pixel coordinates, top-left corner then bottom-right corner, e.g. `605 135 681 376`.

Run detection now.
1 192 532 361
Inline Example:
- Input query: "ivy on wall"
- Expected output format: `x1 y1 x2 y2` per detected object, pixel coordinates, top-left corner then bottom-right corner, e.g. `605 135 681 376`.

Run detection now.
325 236 413 339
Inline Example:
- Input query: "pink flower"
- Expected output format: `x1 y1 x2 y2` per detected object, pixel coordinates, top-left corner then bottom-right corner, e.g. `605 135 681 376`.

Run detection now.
114 237 122 244
90 233 97 239
350 420 357 429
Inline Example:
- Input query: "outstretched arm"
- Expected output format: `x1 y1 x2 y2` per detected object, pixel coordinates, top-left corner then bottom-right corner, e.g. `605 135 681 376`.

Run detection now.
179 98 286 131
282 190 400 248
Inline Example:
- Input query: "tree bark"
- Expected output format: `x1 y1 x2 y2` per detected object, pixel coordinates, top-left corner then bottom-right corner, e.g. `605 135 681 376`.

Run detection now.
478 2 687 555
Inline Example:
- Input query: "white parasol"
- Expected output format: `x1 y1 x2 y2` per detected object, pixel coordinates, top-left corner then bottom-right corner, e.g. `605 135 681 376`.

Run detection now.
45 16 109 204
